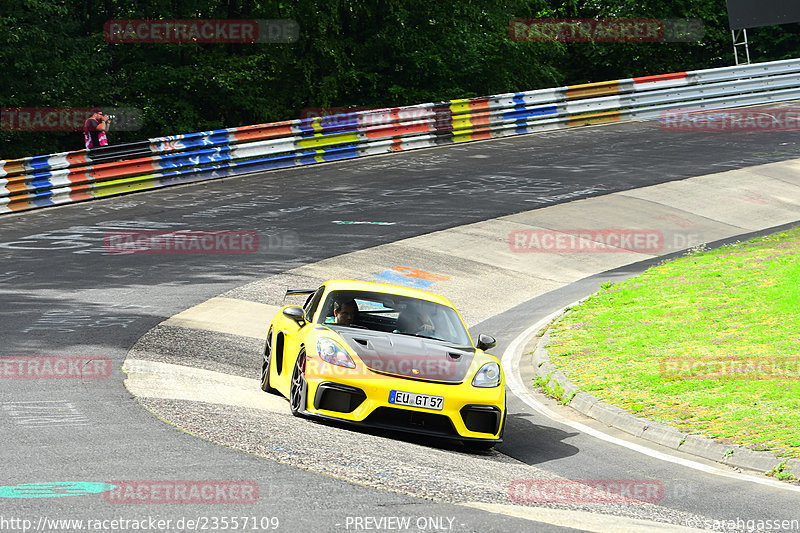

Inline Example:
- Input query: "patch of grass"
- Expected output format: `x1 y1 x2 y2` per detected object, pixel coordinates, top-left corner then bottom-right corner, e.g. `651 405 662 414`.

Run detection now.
547 226 800 458
768 462 796 481
533 372 573 404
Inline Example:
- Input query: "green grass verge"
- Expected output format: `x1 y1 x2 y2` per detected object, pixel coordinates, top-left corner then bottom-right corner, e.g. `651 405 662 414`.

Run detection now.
546 226 800 458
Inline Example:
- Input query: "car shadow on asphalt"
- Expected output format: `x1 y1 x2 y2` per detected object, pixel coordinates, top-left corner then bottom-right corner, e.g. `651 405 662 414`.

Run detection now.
308 408 580 461
496 411 580 464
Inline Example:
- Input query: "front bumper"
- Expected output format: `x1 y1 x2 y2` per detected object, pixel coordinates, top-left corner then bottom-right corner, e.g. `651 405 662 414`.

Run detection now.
304 360 505 441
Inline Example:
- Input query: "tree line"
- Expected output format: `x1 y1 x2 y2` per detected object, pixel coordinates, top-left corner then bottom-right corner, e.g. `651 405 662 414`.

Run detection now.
1 0 798 160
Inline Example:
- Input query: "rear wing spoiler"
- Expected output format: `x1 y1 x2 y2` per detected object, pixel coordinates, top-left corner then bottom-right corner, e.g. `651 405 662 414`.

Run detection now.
284 288 316 302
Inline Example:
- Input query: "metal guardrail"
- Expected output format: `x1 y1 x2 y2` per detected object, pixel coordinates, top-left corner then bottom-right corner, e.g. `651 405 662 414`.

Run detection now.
2 58 800 215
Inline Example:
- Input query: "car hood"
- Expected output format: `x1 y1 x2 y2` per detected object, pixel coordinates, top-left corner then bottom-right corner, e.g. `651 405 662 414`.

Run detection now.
332 328 476 383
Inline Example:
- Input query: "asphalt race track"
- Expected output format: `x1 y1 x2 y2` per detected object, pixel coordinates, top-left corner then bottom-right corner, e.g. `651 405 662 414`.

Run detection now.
2 116 800 532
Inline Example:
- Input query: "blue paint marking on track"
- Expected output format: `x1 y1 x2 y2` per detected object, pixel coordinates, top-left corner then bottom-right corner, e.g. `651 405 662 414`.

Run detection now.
0 482 116 498
373 270 434 289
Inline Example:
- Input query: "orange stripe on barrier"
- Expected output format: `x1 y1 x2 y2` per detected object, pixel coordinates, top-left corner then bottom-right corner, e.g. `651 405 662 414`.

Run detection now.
567 110 621 126
468 100 491 112
469 131 492 141
566 80 620 99
462 110 491 127
90 160 159 180
633 72 687 84
1 162 26 176
68 170 92 184
69 185 92 202
364 122 432 139
68 171 90 184
7 196 32 211
5 181 29 194
233 123 294 141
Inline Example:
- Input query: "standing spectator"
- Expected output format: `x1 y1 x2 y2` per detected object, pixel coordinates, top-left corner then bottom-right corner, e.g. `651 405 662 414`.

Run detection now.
84 108 110 149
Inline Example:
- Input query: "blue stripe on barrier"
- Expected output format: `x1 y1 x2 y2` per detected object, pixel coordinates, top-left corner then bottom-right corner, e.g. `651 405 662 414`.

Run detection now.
30 191 55 207
155 146 233 169
512 93 527 106
503 106 558 121
204 132 231 146
157 154 302 187
29 156 54 170
296 149 360 165
331 115 360 129
321 148 360 161
28 175 55 191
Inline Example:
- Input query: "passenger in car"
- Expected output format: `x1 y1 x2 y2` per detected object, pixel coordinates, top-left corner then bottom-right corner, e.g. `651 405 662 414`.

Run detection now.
395 308 435 335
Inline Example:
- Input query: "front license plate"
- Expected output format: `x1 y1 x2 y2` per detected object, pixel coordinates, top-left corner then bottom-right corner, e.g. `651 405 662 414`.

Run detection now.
389 390 444 411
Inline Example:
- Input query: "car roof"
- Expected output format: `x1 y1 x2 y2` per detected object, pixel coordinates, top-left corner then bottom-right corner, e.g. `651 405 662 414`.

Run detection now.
321 279 455 307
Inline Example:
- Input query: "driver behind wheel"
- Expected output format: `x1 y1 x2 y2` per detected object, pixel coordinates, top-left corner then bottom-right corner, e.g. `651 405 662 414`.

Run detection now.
333 299 359 326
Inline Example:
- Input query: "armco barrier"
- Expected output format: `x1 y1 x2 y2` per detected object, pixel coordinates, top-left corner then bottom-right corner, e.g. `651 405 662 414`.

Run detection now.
3 58 800 215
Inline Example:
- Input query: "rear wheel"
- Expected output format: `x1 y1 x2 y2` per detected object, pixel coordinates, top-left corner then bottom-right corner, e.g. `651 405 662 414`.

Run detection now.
289 348 308 417
260 328 278 394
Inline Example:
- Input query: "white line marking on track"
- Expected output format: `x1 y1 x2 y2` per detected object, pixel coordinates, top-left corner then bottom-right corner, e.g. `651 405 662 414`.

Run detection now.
461 502 706 532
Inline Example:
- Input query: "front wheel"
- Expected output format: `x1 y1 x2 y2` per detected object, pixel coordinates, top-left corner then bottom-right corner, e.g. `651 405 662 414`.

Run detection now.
260 328 278 394
289 348 308 417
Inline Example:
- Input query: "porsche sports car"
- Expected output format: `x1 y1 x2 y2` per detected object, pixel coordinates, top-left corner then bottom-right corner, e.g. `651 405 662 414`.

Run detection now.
259 279 505 449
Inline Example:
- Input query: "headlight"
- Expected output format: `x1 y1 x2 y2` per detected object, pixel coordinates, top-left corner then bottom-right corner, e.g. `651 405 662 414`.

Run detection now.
472 362 501 388
316 338 355 369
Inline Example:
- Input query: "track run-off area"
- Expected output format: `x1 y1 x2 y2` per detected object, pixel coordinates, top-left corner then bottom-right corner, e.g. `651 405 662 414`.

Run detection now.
1 109 800 532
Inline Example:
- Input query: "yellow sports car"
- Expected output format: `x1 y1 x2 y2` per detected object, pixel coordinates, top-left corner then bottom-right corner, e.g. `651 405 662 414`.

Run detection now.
259 279 505 449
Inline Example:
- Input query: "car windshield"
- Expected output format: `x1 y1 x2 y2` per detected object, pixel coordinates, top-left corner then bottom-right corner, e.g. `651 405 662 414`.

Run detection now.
317 289 472 346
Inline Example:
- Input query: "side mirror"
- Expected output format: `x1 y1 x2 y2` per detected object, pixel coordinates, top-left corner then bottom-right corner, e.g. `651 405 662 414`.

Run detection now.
282 306 306 325
476 334 497 351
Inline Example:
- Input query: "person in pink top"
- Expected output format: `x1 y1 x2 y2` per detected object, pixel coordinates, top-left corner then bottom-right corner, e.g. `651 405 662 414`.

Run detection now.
84 108 110 149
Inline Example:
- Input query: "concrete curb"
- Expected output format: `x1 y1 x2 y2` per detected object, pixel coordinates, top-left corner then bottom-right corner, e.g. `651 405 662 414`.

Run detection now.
529 320 800 477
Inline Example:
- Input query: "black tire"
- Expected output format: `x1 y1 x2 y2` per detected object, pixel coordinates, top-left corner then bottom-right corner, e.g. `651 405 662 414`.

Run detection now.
289 348 308 417
260 328 278 394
